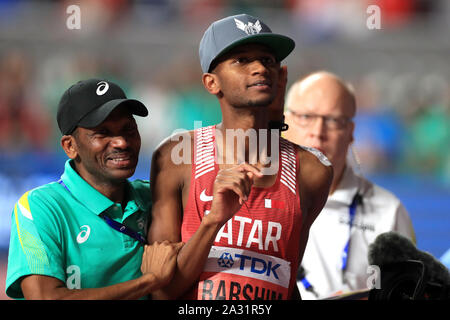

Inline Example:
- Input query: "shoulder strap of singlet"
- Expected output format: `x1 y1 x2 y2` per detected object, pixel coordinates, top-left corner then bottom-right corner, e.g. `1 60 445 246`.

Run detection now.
193 126 215 180
279 138 297 194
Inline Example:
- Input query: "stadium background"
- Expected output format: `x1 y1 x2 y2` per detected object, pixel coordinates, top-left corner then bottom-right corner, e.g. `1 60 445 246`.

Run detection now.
0 0 449 299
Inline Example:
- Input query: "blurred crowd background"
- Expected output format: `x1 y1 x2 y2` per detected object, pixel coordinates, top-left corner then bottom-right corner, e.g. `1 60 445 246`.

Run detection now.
0 0 449 299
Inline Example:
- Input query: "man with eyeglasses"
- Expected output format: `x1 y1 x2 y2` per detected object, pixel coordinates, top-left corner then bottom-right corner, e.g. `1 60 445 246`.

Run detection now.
283 71 415 299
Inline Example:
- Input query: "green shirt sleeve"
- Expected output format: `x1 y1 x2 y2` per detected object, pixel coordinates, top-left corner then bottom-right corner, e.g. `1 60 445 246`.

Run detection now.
5 189 66 299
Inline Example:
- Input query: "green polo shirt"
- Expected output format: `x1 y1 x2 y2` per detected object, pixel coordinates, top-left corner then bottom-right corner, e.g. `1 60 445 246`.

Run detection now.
6 160 151 299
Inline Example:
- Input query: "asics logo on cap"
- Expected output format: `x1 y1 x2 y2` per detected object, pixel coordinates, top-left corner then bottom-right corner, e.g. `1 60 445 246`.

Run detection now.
96 81 109 96
234 18 262 35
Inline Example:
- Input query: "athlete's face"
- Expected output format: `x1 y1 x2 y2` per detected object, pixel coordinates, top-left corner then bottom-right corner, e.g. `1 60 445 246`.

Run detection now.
68 106 141 184
211 44 281 108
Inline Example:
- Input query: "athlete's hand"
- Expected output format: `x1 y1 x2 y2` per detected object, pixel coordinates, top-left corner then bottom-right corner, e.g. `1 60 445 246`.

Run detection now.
208 163 263 226
141 241 184 288
268 65 288 123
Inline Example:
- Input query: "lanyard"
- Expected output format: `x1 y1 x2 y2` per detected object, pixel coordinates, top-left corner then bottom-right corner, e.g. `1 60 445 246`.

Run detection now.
298 192 362 296
102 215 147 244
297 265 319 298
341 192 361 271
58 179 147 245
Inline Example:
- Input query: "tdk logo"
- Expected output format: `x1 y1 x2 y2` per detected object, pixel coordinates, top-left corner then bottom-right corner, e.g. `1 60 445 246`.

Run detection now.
217 252 281 279
218 252 234 268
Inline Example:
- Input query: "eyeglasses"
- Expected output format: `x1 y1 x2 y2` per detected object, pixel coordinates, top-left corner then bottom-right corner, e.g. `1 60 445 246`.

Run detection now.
287 109 352 130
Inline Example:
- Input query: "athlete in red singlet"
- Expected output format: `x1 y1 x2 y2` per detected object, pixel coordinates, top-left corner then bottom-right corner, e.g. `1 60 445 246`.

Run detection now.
148 14 333 300
181 126 303 299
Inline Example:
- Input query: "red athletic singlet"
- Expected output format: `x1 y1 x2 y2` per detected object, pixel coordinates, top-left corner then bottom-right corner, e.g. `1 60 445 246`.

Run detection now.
181 126 303 300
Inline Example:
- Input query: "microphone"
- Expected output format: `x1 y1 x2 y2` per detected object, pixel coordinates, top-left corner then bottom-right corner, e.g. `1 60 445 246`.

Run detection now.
268 120 289 131
368 231 450 300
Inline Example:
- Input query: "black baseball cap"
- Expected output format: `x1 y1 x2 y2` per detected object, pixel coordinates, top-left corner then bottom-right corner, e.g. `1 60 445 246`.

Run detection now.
199 13 295 73
57 78 148 135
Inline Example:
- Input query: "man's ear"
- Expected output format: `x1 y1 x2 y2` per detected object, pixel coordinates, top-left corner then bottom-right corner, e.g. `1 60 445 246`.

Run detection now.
61 134 78 160
349 121 355 144
202 73 221 95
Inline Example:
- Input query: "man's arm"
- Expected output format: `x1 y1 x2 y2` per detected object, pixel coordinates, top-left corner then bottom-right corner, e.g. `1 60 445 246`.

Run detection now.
296 147 333 264
149 134 217 299
149 137 262 299
148 136 187 244
20 241 183 300
21 273 156 300
393 201 416 244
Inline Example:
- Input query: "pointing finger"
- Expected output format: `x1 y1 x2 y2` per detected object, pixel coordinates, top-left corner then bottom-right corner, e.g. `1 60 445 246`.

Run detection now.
237 162 263 177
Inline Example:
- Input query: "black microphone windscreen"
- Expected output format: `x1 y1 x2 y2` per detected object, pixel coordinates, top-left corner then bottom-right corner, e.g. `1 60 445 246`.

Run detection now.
368 232 450 286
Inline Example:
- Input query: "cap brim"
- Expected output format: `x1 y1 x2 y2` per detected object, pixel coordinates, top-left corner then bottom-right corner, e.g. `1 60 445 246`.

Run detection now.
78 99 148 129
210 33 295 72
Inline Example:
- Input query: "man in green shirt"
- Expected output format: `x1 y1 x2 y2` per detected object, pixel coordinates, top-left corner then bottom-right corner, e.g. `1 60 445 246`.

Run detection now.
6 78 183 299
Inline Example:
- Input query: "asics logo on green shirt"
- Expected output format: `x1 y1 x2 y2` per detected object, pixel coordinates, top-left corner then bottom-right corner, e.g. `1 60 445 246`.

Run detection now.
76 225 91 244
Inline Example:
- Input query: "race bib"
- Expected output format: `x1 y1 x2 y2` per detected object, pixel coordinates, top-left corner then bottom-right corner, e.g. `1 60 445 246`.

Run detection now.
196 246 291 300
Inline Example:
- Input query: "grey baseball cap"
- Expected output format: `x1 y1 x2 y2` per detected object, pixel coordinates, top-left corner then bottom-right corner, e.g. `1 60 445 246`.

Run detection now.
199 13 295 73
